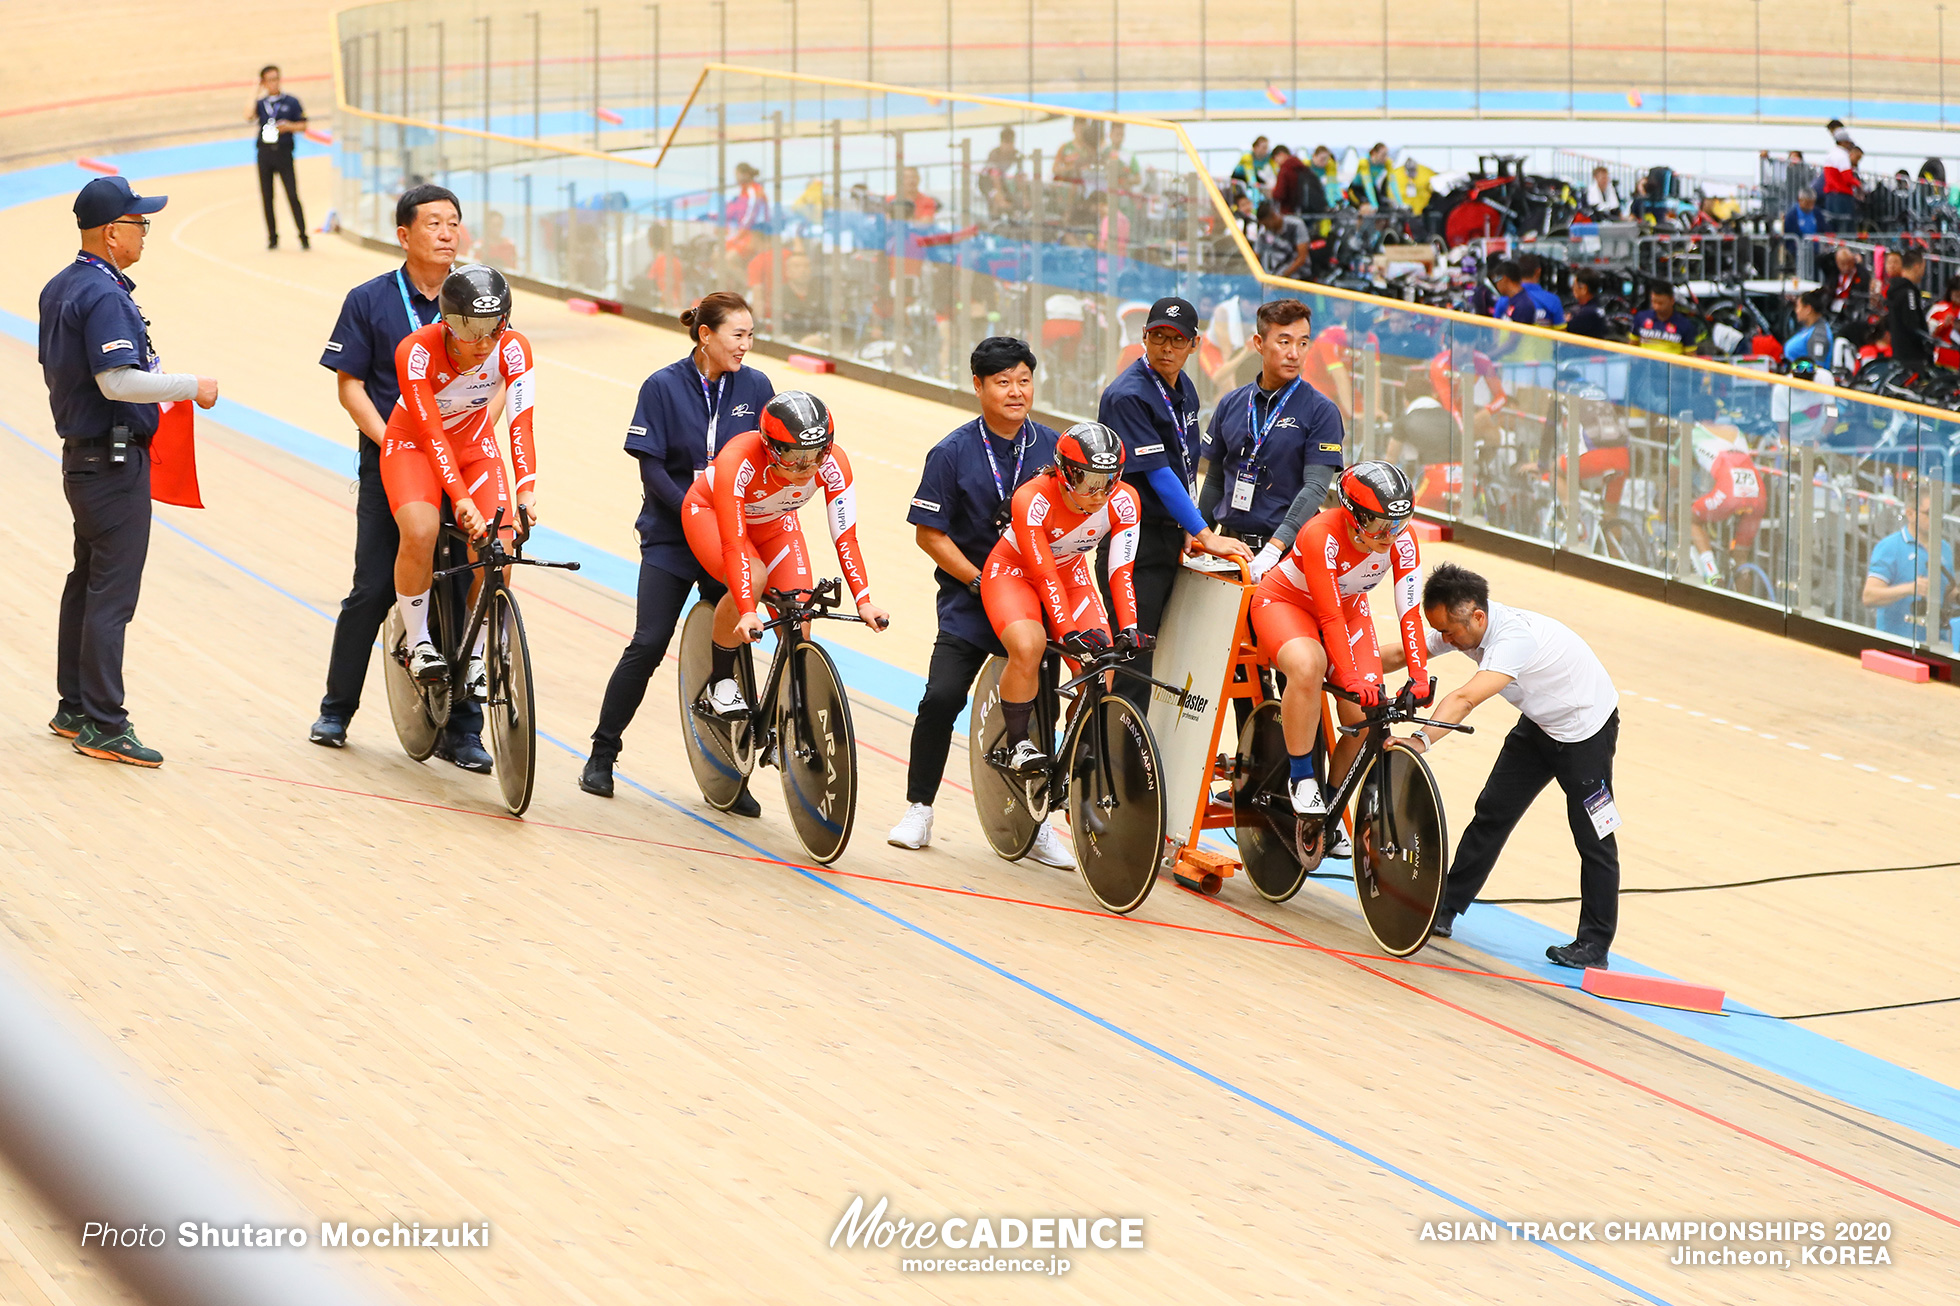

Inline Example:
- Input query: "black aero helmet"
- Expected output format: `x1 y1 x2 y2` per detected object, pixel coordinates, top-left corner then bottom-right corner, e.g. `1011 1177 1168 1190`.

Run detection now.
759 390 834 467
1337 460 1415 535
1054 421 1125 499
440 264 512 341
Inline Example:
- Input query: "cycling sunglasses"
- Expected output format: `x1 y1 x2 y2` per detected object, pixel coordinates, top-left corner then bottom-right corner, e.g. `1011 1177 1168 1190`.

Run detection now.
1352 510 1410 545
770 444 828 473
1062 467 1118 499
442 313 508 342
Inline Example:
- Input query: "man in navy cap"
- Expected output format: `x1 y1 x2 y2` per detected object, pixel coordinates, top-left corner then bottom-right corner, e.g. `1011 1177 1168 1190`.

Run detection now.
38 176 219 766
1096 296 1250 707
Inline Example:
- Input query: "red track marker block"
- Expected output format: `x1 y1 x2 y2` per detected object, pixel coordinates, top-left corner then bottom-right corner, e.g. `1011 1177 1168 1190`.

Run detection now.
303 127 334 145
1581 967 1724 1014
1861 649 1930 683
1408 519 1450 543
787 353 836 374
566 298 601 316
77 158 118 175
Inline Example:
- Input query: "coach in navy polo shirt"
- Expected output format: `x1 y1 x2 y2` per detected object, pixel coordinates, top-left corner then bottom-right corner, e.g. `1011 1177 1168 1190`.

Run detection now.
887 337 1069 864
1097 296 1250 707
309 184 488 769
39 176 219 767
1198 298 1345 578
248 64 308 250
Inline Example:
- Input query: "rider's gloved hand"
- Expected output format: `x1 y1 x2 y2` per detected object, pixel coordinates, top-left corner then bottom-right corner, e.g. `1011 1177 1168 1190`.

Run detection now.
1338 672 1382 708
1114 625 1154 654
1411 676 1436 707
1062 628 1110 660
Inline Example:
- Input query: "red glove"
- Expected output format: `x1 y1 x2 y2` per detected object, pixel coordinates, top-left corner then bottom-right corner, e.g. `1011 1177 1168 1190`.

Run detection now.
1337 672 1382 708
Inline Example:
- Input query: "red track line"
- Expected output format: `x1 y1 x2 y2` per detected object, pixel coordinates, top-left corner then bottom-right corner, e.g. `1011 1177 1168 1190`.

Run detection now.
209 764 1561 987
205 438 357 512
0 73 333 121
1195 892 1960 1229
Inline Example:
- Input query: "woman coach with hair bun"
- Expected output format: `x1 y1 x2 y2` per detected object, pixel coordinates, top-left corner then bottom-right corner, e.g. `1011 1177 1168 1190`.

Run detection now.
580 291 774 808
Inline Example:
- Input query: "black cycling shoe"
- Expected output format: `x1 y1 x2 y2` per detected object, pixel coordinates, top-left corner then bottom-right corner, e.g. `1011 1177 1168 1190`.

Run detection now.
435 730 494 774
1546 940 1610 970
1430 908 1455 940
579 756 615 797
729 785 762 818
309 714 347 748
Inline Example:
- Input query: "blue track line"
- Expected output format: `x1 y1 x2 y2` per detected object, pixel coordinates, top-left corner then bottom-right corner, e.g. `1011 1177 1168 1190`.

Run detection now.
0 413 1672 1304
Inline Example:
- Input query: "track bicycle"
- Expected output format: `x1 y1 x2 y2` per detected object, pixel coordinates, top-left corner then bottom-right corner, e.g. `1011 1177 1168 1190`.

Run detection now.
1232 680 1472 957
969 640 1177 915
677 579 874 865
382 507 580 816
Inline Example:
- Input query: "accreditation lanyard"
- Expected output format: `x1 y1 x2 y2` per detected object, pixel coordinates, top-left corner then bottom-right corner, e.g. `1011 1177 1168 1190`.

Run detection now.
259 97 282 145
1139 361 1193 489
78 253 155 368
978 420 1029 502
395 271 436 333
1232 378 1301 509
697 367 727 456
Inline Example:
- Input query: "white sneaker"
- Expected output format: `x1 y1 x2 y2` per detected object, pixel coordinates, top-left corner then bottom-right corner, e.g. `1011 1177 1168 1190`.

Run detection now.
888 803 934 849
406 641 448 685
1025 823 1075 869
1290 776 1328 816
1324 821 1352 859
706 678 750 718
1006 738 1050 775
464 655 488 701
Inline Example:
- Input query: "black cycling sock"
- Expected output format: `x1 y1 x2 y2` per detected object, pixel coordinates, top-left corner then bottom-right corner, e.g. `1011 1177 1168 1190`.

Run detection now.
711 642 739 684
1002 697 1035 747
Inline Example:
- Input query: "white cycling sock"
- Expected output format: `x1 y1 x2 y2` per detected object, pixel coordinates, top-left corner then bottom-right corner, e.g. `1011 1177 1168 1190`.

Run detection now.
471 623 487 660
397 590 432 647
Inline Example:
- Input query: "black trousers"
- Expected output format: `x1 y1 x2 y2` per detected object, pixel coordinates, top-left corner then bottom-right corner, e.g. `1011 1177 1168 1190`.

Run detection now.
1102 518 1183 712
319 437 481 733
58 443 151 731
1444 711 1621 949
904 631 993 806
258 147 305 242
589 559 726 759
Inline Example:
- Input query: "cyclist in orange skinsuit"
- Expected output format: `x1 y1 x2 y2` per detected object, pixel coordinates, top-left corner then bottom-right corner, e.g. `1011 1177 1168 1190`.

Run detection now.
979 421 1143 773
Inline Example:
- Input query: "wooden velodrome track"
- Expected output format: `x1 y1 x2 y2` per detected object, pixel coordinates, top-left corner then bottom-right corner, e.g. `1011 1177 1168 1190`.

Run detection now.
0 153 1956 1304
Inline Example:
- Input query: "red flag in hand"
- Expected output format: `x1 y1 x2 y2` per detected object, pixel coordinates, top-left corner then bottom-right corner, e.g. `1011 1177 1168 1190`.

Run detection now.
150 400 203 508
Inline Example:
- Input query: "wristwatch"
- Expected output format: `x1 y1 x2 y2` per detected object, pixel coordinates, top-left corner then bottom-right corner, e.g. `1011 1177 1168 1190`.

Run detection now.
968 573 983 596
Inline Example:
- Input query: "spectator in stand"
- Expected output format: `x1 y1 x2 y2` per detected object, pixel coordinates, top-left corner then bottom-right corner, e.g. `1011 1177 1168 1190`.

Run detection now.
1820 135 1862 232
1632 283 1705 353
1567 270 1610 339
1863 487 1954 642
892 167 939 221
1489 261 1539 327
1309 146 1342 207
1253 201 1309 278
1346 142 1392 212
1053 118 1099 186
1887 249 1935 373
1270 144 1313 216
1784 288 1835 371
1857 322 1893 372
1783 188 1820 240
1227 185 1260 243
630 224 684 306
1583 165 1625 220
1826 245 1873 320
1928 279 1960 369
1104 122 1141 194
1627 174 1660 224
757 244 824 345
982 126 1024 213
1517 254 1566 327
1390 155 1435 214
1232 136 1277 194
471 210 518 269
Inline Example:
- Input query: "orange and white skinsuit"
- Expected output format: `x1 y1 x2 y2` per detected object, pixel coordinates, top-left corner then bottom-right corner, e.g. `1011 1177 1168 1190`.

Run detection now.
1249 506 1429 695
382 322 536 533
981 469 1142 646
682 429 871 614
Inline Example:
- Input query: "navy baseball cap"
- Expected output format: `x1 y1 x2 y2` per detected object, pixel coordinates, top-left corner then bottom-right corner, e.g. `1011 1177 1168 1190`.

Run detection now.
1144 296 1198 340
74 176 168 229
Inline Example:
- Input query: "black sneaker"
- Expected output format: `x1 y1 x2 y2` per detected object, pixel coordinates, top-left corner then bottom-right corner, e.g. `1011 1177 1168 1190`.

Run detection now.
73 722 163 768
299 233 311 250
729 784 762 818
1430 908 1456 940
309 714 348 748
1546 940 1610 970
435 730 494 774
579 755 615 797
48 707 86 739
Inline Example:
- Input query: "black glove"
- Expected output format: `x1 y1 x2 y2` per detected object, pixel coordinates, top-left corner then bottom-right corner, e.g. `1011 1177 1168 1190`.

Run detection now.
1114 625 1154 654
1062 628 1111 660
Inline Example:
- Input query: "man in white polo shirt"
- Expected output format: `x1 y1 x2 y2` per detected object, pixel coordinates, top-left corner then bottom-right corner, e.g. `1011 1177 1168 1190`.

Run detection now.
1390 562 1622 968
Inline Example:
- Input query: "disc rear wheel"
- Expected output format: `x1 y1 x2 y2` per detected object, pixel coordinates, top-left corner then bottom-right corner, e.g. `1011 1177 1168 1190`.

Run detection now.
381 608 440 761
678 601 757 810
967 656 1050 862
1232 700 1328 903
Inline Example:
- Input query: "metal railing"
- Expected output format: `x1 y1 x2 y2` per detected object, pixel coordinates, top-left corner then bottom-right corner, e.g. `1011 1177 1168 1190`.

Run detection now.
326 40 1960 662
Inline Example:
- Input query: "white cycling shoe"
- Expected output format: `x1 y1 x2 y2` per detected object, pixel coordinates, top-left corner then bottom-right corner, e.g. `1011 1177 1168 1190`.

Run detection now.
1289 777 1328 816
464 655 488 701
406 640 448 686
1324 820 1353 859
1024 823 1075 869
887 803 933 850
1005 738 1050 775
705 678 751 719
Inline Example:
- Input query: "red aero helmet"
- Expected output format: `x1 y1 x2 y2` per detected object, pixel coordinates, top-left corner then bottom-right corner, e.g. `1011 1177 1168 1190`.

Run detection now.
1337 460 1415 530
1054 420 1125 493
759 391 834 458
